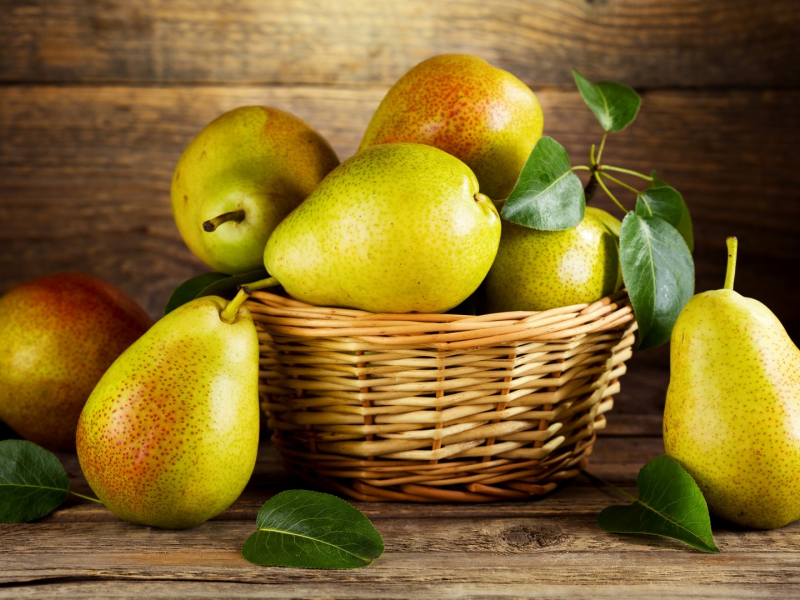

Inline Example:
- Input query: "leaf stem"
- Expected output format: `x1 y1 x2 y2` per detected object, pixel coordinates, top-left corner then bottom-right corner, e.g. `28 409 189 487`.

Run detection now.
590 144 597 167
595 132 608 164
582 470 639 504
571 165 592 171
595 174 628 214
601 165 653 181
70 491 104 504
599 171 642 195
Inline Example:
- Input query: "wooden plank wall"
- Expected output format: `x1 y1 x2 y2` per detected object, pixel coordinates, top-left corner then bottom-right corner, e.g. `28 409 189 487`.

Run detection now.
1 1 798 438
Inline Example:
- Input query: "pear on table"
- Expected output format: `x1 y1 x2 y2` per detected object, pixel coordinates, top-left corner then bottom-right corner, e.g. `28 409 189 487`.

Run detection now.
664 238 800 529
263 142 501 314
76 290 260 529
171 106 339 275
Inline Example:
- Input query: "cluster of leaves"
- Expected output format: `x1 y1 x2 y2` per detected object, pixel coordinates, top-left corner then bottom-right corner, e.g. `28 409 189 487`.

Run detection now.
0 440 384 569
503 70 695 350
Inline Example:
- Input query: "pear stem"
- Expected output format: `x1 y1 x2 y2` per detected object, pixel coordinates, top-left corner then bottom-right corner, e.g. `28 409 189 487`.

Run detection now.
203 210 246 232
724 236 738 291
220 288 251 323
246 276 280 291
70 491 104 504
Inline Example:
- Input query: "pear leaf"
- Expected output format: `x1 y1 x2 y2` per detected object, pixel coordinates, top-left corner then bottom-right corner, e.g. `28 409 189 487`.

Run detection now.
620 212 694 350
597 455 719 554
242 490 384 569
501 136 585 231
635 177 694 252
164 272 229 315
0 440 69 523
573 69 641 133
195 268 270 299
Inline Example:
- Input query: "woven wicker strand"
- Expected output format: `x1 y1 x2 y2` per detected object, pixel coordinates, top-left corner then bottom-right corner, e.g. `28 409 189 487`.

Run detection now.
249 289 636 502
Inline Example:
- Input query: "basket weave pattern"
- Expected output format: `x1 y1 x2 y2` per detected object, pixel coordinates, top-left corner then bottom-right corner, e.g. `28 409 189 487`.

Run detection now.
249 290 636 503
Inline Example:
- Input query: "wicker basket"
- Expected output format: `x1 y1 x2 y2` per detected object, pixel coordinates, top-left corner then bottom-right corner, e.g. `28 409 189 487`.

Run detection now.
248 289 636 503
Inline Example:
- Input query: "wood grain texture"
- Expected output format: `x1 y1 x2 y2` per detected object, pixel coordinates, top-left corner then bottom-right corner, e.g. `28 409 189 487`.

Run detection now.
1 440 800 599
1 85 799 339
2 0 799 87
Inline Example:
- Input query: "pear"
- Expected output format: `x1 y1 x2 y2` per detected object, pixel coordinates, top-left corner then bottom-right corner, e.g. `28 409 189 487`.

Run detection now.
359 54 543 201
263 143 501 314
76 290 259 529
0 273 152 451
484 207 621 312
171 106 339 275
664 238 800 530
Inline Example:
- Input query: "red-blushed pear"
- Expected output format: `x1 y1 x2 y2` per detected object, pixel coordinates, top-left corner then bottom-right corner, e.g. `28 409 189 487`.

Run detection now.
76 290 260 530
172 106 340 275
0 273 152 451
359 54 543 201
664 238 800 529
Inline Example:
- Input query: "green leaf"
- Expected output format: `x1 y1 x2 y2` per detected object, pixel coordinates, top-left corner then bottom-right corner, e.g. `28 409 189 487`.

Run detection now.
501 136 585 231
242 490 385 569
573 69 642 133
196 268 270 299
620 212 694 350
164 272 229 315
598 455 719 553
635 178 694 252
0 440 69 523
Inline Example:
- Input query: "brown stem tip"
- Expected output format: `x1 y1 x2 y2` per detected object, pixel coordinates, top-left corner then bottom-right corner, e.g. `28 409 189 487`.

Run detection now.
203 210 246 232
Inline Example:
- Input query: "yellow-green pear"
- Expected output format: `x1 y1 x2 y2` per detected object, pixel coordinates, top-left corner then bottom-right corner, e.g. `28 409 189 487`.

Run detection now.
664 238 800 529
263 143 501 313
484 207 621 312
359 54 543 201
76 290 260 529
171 106 339 274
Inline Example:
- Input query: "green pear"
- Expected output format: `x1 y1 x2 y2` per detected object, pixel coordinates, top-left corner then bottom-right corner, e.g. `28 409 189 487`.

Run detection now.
484 207 621 312
359 54 543 201
0 273 152 451
171 106 340 275
263 143 501 314
664 238 800 529
76 291 260 529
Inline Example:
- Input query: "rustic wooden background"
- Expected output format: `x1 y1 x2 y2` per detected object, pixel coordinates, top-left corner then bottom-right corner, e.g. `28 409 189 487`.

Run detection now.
1 2 800 597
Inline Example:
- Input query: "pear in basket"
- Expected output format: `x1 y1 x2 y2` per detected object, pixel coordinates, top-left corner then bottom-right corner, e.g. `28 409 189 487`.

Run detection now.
484 206 622 312
664 238 800 529
359 54 543 201
262 143 502 314
171 106 339 275
76 290 259 529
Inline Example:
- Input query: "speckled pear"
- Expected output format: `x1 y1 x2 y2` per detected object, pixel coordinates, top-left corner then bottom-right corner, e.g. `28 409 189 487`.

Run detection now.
171 106 339 274
359 54 543 200
264 143 501 313
484 207 621 312
76 291 260 529
664 238 800 529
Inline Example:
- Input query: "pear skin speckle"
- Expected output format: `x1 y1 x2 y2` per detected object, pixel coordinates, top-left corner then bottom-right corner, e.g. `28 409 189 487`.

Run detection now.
76 296 260 530
359 54 543 200
664 290 800 529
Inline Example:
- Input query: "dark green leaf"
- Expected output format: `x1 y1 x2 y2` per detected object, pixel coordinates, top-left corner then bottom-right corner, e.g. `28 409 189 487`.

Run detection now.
501 136 584 231
196 268 270 299
164 272 229 315
0 440 69 523
635 178 694 252
620 213 694 350
598 455 719 553
242 490 384 569
573 69 642 133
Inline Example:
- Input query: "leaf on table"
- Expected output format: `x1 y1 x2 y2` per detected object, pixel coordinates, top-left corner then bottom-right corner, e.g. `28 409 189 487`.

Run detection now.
164 272 229 315
573 69 642 133
620 212 694 350
635 175 694 252
598 455 719 553
501 136 585 231
241 490 385 569
0 440 69 523
195 268 271 299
